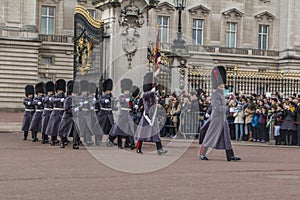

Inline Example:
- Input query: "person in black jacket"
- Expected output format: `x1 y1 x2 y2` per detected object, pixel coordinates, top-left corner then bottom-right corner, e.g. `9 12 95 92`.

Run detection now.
21 85 35 140
29 82 45 142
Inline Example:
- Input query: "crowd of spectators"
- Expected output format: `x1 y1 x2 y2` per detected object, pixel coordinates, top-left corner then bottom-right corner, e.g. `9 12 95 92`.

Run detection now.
157 89 300 146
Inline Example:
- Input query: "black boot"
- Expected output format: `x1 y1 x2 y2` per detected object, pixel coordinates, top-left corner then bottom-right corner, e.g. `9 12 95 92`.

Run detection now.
95 134 102 146
23 131 28 140
226 149 241 161
50 136 55 146
32 131 38 142
60 137 66 148
41 133 46 144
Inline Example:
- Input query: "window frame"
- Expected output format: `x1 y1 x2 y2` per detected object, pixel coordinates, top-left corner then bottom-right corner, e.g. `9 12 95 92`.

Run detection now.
192 19 204 45
226 22 237 48
41 5 56 35
258 24 269 50
157 16 170 43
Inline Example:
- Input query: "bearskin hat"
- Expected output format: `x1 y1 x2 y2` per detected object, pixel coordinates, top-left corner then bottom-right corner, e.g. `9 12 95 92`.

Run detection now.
89 82 97 94
73 81 80 94
79 80 89 93
25 85 34 97
121 78 133 92
131 85 140 98
211 66 226 89
45 81 55 93
103 78 113 92
143 72 154 92
35 82 45 95
67 80 74 96
55 79 66 93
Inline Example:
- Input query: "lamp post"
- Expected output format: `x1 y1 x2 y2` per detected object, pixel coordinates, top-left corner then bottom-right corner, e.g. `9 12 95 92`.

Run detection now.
172 0 186 50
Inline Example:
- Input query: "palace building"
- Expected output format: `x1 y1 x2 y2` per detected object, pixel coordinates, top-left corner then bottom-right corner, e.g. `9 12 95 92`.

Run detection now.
0 0 300 110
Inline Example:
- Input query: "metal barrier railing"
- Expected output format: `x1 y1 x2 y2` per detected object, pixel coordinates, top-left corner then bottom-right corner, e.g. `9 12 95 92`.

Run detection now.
179 111 206 139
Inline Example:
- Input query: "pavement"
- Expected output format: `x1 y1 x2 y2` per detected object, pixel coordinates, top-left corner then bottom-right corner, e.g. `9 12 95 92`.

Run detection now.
1 112 300 200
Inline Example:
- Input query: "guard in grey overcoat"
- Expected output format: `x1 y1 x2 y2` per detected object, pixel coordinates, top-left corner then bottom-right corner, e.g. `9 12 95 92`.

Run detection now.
45 79 66 146
98 79 115 146
135 73 167 155
77 80 94 146
58 81 81 149
21 85 35 140
87 82 103 146
109 78 135 149
29 82 45 142
199 66 241 161
41 81 55 144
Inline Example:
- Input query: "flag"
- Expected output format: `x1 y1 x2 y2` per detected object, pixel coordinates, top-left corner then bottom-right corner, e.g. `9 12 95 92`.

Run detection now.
153 25 161 77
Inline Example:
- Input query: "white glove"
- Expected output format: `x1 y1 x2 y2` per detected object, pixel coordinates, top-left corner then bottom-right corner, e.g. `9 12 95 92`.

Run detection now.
125 98 130 103
37 101 42 105
104 99 109 103
93 97 96 102
151 87 156 93
90 106 95 110
79 102 84 106
84 100 88 105
60 98 65 102
49 97 52 101
205 113 210 118
74 107 79 112
134 105 138 109
27 102 31 105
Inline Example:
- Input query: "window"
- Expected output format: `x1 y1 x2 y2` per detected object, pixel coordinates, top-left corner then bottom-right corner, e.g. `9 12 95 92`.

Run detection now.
157 16 169 42
226 22 237 48
88 9 96 19
258 25 269 49
41 57 53 65
192 19 204 45
41 6 55 34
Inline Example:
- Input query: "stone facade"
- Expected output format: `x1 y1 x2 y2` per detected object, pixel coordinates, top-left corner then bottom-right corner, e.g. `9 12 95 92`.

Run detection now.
0 0 300 110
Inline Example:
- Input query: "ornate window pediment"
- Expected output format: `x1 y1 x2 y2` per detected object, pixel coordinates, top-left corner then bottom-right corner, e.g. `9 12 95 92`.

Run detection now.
222 8 244 19
188 5 211 16
255 11 275 22
155 2 175 12
259 0 271 3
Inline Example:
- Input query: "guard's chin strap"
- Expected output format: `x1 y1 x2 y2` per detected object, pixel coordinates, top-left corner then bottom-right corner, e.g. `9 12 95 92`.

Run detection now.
143 104 157 127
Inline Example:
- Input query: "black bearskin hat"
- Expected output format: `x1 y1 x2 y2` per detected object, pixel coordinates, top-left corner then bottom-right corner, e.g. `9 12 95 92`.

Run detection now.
131 85 140 98
80 80 89 93
67 80 74 96
35 82 45 95
103 78 113 92
143 72 154 92
121 78 133 92
45 81 55 93
25 85 34 97
73 81 80 94
211 66 226 89
55 79 66 93
89 82 97 94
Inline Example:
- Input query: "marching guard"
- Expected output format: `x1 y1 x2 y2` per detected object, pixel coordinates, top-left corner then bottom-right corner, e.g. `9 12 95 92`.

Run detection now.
29 82 45 142
97 79 115 147
45 79 66 146
88 82 103 146
21 85 35 140
77 80 94 146
135 73 168 155
58 81 80 149
109 79 135 149
199 66 241 161
41 81 55 144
